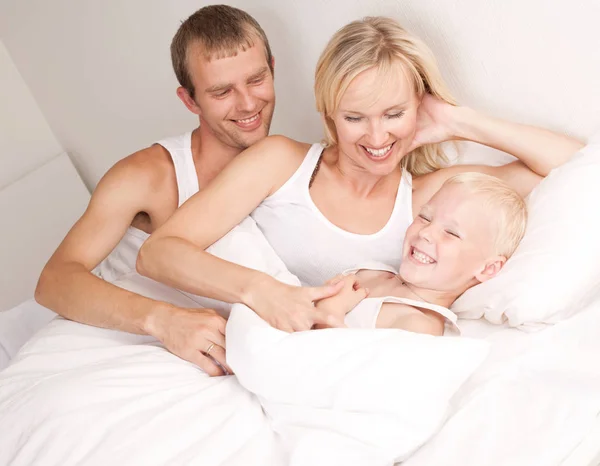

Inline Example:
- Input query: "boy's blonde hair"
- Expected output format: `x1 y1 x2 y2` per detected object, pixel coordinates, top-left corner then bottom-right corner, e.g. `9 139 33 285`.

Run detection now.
444 172 528 258
314 16 456 176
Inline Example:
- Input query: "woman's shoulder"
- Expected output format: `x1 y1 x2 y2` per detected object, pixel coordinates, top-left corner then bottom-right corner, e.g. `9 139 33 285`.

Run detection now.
235 136 322 193
252 135 314 162
411 163 488 211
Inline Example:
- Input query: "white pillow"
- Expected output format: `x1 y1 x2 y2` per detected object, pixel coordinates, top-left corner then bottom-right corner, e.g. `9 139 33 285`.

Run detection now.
452 135 600 328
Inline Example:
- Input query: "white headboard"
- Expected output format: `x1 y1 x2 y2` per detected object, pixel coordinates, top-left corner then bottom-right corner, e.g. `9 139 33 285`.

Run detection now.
0 153 90 311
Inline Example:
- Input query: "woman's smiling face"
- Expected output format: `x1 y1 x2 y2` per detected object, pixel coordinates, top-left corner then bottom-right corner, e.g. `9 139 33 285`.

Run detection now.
331 62 420 176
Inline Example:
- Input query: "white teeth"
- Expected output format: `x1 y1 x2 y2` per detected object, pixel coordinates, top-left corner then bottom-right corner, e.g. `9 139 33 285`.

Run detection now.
365 144 393 157
237 114 259 124
411 248 435 264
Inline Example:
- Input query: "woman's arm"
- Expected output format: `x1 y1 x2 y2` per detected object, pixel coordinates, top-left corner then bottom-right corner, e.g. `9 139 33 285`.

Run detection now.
452 106 584 177
137 136 343 332
411 94 585 198
413 94 584 175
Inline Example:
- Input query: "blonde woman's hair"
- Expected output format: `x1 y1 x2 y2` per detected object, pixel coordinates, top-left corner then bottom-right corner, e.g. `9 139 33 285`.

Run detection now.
315 16 455 176
444 172 528 258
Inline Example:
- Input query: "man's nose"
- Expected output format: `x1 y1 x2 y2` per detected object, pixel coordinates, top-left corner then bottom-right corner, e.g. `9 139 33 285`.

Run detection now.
236 87 258 114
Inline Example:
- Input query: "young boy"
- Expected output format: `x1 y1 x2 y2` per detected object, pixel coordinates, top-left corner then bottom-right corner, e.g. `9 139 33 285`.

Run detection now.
316 172 528 336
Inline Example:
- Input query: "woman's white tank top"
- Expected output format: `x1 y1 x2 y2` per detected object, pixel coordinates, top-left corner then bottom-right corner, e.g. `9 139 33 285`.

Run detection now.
251 143 413 286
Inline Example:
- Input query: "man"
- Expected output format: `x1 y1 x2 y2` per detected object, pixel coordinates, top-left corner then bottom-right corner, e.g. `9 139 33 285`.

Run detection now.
35 5 295 376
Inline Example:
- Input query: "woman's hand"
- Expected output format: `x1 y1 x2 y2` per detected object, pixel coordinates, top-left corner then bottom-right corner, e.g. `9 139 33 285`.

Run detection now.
409 94 464 152
410 94 583 179
245 275 347 332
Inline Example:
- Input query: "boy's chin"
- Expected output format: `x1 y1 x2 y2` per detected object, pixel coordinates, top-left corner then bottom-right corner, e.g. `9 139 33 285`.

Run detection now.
399 263 426 280
399 268 440 290
399 270 425 286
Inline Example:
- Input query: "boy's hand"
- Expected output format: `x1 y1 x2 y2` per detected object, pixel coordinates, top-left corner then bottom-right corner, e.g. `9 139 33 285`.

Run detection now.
245 275 346 332
314 274 369 328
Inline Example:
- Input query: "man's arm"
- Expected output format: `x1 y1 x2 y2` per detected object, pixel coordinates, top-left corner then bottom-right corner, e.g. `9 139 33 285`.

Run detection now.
36 148 169 333
35 147 230 375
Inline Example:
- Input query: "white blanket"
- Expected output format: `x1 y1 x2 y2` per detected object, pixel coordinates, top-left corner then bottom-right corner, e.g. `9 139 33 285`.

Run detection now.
404 298 600 465
0 299 56 370
1 217 599 465
2 300 599 466
0 318 284 466
226 304 488 466
0 304 488 466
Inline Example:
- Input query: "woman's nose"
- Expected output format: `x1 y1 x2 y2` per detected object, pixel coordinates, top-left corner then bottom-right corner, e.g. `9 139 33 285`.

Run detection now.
366 120 390 148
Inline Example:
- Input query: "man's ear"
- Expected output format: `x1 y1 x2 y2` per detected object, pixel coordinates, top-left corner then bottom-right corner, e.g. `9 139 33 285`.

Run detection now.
176 86 202 115
475 256 507 283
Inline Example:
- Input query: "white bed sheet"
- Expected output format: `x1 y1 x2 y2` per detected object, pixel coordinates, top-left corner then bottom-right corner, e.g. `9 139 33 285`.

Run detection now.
1 294 599 465
0 299 55 371
405 302 600 466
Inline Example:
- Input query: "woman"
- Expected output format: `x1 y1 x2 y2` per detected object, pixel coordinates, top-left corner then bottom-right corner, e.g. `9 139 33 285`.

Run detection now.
137 16 582 334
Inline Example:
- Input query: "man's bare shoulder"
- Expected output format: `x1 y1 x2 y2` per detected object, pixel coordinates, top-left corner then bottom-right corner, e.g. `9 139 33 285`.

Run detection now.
108 144 174 186
95 144 177 197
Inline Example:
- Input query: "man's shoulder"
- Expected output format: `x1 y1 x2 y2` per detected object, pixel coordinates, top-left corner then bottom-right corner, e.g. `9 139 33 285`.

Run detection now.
106 144 175 187
118 143 174 177
93 143 177 201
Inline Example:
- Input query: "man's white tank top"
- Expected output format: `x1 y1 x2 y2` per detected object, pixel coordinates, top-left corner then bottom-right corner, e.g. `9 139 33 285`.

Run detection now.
93 132 198 283
251 143 413 286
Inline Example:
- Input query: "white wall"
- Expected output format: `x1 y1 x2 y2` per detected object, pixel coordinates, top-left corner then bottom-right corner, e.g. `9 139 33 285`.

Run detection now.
0 39 63 190
1 0 599 189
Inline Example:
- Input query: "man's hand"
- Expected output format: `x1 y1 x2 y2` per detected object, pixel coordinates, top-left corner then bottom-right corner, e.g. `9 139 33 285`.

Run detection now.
245 276 346 332
146 305 232 376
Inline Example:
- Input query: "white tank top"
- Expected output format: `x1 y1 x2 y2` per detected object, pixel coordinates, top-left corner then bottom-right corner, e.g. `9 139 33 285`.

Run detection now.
251 143 413 286
345 296 460 336
342 264 460 336
93 132 198 283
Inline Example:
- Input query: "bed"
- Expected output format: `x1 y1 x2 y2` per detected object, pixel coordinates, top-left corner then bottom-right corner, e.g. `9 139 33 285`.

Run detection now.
0 280 599 465
0 149 599 464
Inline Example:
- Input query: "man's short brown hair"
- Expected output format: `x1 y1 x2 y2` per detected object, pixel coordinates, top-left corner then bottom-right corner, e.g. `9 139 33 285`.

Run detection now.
171 5 273 99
